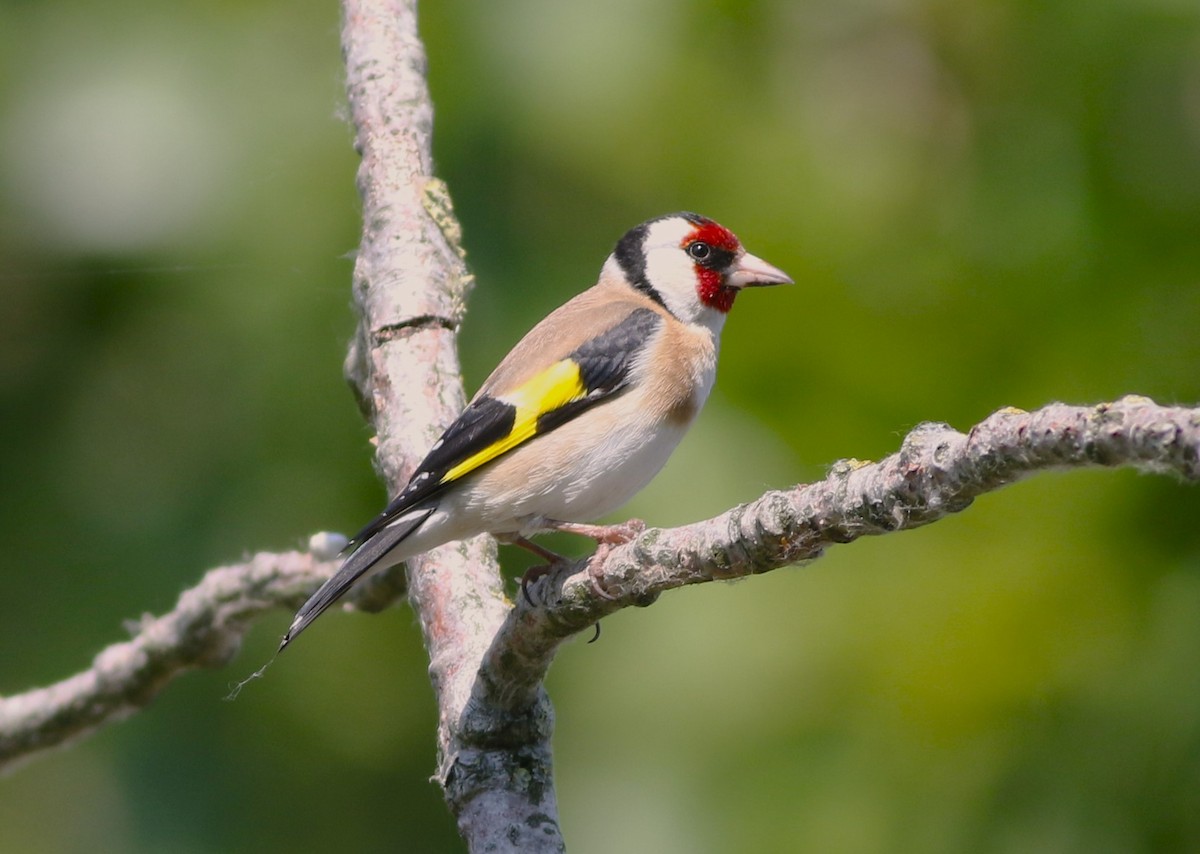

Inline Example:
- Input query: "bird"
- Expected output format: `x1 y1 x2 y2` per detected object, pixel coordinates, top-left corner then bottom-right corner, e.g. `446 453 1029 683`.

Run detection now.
280 212 791 649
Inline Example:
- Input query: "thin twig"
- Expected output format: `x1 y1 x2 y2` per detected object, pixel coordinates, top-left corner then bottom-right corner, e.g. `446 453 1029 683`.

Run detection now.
0 548 337 774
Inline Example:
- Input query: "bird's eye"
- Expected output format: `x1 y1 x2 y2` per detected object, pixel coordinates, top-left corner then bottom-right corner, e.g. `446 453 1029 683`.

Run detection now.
687 241 712 261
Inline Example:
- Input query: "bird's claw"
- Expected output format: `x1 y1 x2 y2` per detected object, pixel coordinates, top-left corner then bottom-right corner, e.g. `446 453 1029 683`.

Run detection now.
520 563 553 607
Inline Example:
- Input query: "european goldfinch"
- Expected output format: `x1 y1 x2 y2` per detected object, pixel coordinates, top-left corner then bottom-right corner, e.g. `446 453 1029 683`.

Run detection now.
282 212 791 648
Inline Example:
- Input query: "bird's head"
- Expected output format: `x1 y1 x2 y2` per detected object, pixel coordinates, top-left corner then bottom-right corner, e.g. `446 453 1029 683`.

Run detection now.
605 212 792 325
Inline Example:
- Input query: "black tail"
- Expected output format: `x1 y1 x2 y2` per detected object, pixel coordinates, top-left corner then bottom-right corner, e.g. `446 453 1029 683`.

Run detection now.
279 506 434 650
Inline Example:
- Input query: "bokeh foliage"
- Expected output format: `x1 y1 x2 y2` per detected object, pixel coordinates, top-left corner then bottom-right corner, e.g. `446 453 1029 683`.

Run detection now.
2 0 1199 851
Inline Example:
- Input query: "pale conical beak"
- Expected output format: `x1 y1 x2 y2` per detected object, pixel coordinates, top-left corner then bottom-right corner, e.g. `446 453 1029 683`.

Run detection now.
728 251 794 288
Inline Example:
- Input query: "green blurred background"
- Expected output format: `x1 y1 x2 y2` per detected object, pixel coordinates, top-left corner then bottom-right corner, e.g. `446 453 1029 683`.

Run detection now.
2 0 1199 851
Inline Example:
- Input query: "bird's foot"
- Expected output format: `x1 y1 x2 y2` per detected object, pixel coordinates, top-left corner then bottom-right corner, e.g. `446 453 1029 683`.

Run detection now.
585 541 621 601
500 533 571 606
546 518 645 600
519 560 604 643
508 521 645 606
519 563 555 607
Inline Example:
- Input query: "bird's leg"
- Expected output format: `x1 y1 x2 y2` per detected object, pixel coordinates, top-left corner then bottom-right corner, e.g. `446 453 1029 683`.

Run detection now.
502 520 646 606
497 534 571 606
543 518 647 601
505 533 570 565
544 518 646 546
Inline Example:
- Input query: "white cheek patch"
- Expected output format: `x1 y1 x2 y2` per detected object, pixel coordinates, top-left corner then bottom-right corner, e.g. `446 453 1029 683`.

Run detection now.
643 248 696 312
640 216 702 320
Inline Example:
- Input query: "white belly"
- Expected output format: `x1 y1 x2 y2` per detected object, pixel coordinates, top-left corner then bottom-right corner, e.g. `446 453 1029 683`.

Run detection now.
513 417 687 523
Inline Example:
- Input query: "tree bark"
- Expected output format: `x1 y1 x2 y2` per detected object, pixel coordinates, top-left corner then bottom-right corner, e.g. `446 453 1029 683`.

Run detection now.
339 1 563 849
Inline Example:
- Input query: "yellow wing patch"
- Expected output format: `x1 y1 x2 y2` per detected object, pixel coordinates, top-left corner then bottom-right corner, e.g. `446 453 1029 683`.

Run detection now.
441 359 585 483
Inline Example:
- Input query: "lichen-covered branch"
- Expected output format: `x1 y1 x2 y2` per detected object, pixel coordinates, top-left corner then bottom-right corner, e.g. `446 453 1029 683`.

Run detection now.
0 547 338 774
338 1 563 850
481 397 1200 709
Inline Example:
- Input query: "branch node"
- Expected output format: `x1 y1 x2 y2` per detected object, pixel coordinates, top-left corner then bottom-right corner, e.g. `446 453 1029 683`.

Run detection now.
372 315 457 346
